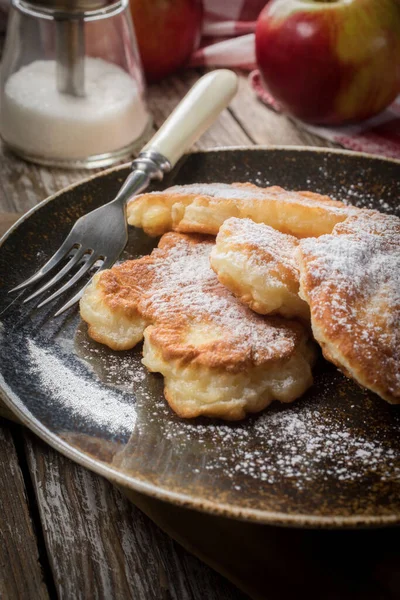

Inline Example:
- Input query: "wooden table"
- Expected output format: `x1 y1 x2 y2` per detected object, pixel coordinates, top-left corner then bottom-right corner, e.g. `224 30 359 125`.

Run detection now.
1 69 398 600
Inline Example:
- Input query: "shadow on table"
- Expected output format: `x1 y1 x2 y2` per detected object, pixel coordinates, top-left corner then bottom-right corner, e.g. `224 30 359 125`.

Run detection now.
120 487 399 600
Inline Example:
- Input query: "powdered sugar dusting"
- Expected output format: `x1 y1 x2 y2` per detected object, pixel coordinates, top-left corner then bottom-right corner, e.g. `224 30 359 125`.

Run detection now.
147 182 352 214
27 339 137 435
67 322 400 491
218 217 299 271
128 382 400 489
237 408 398 485
139 235 299 363
299 211 400 395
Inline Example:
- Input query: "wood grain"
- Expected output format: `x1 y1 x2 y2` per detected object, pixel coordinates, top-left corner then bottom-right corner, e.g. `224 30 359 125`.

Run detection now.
229 73 331 148
0 212 23 237
0 392 20 423
0 421 49 600
24 432 246 600
0 142 91 214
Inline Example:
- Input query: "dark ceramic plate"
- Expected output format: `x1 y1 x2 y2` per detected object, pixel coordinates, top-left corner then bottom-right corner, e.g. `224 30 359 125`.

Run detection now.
1 147 399 528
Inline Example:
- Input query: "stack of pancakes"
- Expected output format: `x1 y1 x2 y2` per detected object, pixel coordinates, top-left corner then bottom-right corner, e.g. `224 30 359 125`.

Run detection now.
80 183 400 420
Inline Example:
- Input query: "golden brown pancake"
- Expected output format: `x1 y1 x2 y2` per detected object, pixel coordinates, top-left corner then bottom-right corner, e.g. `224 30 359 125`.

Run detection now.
127 182 358 238
297 210 400 404
210 217 309 320
80 233 316 420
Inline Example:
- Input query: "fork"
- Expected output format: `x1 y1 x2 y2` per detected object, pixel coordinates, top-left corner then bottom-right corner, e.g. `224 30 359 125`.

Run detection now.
9 69 238 316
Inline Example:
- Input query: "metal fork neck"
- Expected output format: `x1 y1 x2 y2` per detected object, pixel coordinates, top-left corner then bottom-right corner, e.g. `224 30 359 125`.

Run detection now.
132 151 171 180
111 150 172 208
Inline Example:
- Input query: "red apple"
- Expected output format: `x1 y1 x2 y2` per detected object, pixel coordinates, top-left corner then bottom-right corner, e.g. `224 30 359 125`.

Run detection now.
255 0 400 125
130 0 203 82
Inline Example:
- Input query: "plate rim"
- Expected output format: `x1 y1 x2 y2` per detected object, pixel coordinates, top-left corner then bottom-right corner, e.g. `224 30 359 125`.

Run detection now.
2 144 399 247
1 145 400 528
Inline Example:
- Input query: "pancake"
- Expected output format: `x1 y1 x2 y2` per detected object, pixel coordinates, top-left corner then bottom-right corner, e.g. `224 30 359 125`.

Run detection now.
297 210 400 404
210 217 309 320
126 182 358 238
80 232 316 420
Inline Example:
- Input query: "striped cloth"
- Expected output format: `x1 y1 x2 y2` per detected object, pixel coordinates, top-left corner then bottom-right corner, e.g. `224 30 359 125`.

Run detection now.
1 0 399 159
190 0 264 69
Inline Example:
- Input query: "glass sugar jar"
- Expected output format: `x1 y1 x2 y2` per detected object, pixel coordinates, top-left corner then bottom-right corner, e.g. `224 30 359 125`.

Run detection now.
0 0 151 168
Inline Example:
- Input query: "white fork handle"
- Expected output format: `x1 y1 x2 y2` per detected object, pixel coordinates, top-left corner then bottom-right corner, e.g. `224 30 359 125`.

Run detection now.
142 70 238 169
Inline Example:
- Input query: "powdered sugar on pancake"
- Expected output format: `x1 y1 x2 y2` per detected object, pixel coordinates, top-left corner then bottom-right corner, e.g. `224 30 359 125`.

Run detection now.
147 182 352 214
127 182 359 238
216 217 299 271
298 210 400 402
139 234 304 366
82 233 315 418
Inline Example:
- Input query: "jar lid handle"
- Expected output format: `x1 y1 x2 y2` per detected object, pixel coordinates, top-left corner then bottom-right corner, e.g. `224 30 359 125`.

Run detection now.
55 18 85 97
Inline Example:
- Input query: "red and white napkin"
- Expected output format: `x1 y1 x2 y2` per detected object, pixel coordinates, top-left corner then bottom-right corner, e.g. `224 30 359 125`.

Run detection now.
190 0 264 69
1 0 399 159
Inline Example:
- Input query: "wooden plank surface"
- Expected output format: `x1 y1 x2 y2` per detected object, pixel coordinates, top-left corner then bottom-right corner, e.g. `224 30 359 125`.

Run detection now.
0 390 20 423
229 74 330 148
0 212 22 235
24 433 246 600
0 147 91 214
0 421 49 600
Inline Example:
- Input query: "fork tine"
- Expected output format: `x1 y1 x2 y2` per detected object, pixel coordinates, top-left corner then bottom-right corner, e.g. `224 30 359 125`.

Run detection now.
9 237 78 293
36 253 99 309
23 247 87 303
53 284 90 317
54 256 115 316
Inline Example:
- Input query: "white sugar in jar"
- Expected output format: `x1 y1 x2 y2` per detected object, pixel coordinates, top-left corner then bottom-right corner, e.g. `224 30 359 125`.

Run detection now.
0 0 151 168
1 58 149 163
